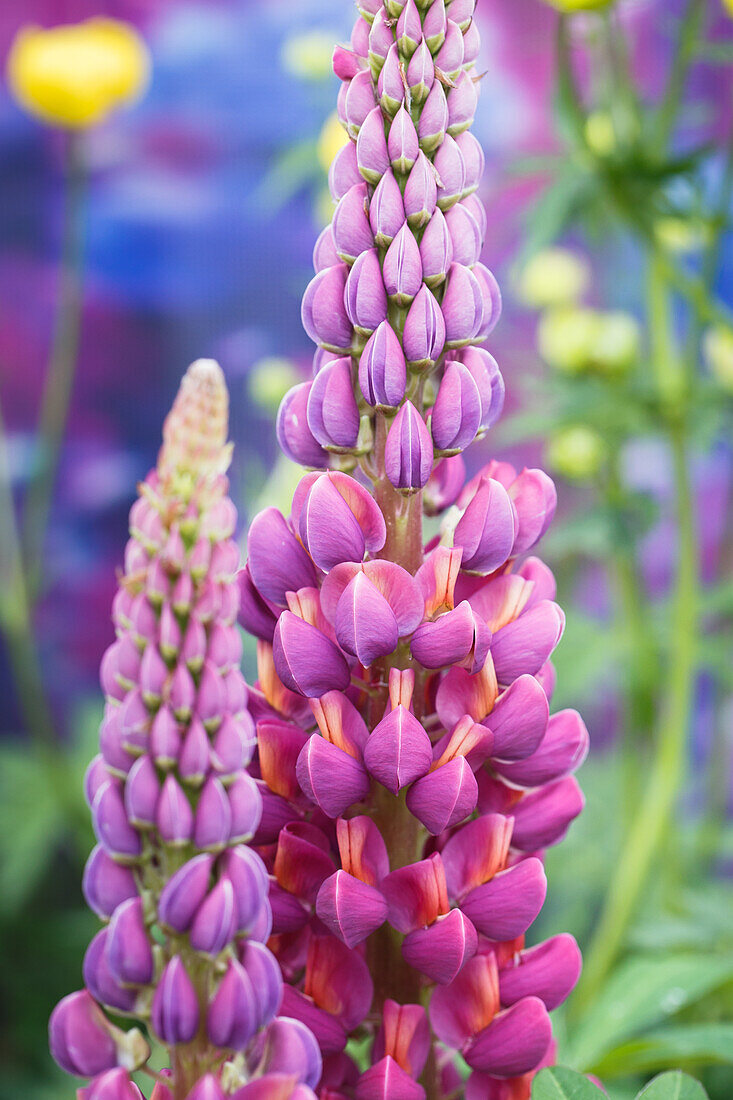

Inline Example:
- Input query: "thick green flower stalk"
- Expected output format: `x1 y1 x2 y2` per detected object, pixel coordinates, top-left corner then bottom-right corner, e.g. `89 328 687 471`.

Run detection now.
237 3 588 1099
49 361 321 1100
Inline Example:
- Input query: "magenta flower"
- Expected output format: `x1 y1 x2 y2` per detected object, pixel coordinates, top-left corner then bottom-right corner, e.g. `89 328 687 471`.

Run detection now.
242 4 588 1097
49 361 321 1100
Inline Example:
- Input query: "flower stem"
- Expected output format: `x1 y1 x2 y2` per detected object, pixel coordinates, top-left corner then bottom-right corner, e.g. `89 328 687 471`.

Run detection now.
653 0 706 157
364 411 438 1094
604 458 659 823
0 397 57 748
22 130 86 600
571 259 698 1022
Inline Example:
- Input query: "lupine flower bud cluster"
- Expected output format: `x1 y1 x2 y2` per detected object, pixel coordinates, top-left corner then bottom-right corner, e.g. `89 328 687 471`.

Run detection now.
241 3 589 1099
50 361 322 1100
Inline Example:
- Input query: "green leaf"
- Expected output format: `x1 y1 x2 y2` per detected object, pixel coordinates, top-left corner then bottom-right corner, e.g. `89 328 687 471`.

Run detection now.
0 743 64 915
636 1070 709 1100
532 1066 604 1099
567 954 733 1070
595 1024 733 1077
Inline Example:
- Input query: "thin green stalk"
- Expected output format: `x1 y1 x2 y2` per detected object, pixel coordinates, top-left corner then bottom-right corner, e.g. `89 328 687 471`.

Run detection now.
572 262 699 1019
653 0 706 157
22 130 86 599
0 398 57 749
604 459 659 824
694 132 733 847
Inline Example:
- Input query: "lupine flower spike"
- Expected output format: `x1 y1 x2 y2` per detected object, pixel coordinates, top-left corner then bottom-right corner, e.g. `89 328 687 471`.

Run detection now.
50 361 321 1100
240 3 588 1098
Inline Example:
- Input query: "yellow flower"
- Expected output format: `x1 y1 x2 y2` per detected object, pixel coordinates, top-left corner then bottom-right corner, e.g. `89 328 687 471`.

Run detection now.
7 18 150 129
722 0 733 17
281 30 336 82
537 305 599 373
518 248 590 310
593 311 640 375
249 357 302 413
654 216 712 255
703 325 733 393
547 426 606 481
544 0 614 10
317 110 349 173
584 111 616 157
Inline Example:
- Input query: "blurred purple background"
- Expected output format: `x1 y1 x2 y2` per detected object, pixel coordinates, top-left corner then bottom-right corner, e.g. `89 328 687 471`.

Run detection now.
0 0 731 735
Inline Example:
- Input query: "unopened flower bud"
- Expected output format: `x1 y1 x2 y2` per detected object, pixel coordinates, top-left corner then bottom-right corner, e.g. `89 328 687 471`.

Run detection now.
369 167 405 246
383 223 423 306
357 105 390 184
378 44 405 116
307 357 360 450
435 20 464 78
404 150 438 228
431 360 482 453
403 284 446 370
418 81 448 153
359 320 407 408
345 246 389 333
407 39 434 102
384 401 434 492
152 957 200 1045
435 133 466 210
388 103 419 172
447 69 478 135
332 182 374 263
419 206 453 287
301 265 353 352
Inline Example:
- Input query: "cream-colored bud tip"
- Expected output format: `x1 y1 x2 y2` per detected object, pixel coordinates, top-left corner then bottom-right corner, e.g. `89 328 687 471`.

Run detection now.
186 358 225 386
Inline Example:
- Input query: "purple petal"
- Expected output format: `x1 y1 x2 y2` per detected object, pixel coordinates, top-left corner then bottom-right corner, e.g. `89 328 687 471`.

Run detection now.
274 612 350 698
364 706 433 794
499 933 582 1011
402 908 477 984
405 757 478 834
461 858 547 940
316 870 388 947
335 572 400 665
297 735 371 817
465 997 552 1078
306 357 360 450
510 776 585 850
384 401 433 491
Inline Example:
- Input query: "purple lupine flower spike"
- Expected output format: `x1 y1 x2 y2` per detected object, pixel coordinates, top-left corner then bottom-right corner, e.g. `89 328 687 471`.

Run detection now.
50 361 321 1100
256 5 587 1097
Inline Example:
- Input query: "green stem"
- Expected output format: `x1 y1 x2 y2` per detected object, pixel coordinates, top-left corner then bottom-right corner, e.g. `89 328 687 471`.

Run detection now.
571 261 699 1021
653 0 706 157
604 459 659 823
364 417 439 1095
22 130 86 600
0 398 57 749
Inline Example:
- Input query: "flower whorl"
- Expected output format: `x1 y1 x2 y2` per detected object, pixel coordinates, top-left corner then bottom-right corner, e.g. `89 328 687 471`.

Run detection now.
50 360 321 1100
245 3 588 1099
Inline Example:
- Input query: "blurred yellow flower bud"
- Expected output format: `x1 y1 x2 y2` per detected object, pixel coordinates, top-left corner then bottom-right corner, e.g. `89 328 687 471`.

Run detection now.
518 248 590 309
654 216 712 255
722 0 733 17
249 357 302 413
593 311 640 375
317 110 349 173
7 18 150 129
544 0 614 10
703 325 733 393
537 305 599 373
282 31 336 81
547 425 606 480
584 111 616 157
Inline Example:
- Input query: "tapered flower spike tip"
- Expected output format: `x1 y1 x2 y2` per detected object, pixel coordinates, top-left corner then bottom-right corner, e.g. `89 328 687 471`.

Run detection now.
159 358 232 476
51 356 323 1100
